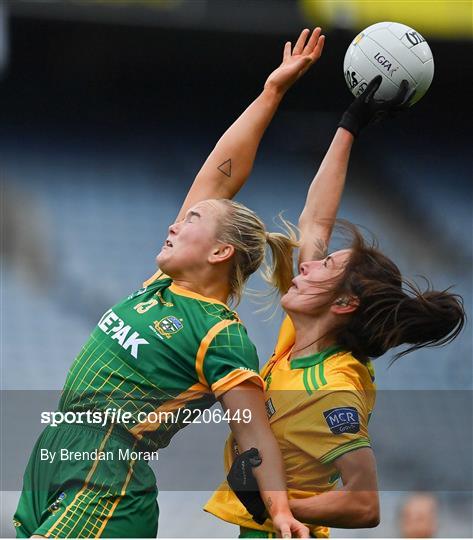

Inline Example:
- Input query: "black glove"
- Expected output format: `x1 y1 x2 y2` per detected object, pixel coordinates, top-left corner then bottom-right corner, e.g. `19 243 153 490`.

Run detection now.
227 447 267 525
339 75 412 137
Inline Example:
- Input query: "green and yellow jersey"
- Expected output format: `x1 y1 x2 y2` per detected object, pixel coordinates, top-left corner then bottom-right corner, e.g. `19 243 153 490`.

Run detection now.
15 271 265 538
205 316 376 538
59 271 264 450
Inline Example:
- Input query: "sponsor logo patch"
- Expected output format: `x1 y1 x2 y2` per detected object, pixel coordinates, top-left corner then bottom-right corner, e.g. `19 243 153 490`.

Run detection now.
98 309 149 358
323 407 360 435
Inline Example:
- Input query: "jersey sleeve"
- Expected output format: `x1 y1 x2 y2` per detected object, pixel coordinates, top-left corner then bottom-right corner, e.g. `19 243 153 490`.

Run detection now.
285 388 371 464
201 322 264 398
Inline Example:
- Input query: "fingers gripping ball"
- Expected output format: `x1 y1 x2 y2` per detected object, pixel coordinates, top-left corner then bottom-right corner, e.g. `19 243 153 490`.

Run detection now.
344 21 434 106
338 75 410 137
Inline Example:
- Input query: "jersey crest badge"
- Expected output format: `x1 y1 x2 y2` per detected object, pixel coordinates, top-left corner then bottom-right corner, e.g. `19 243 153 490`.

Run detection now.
323 407 360 435
154 316 183 339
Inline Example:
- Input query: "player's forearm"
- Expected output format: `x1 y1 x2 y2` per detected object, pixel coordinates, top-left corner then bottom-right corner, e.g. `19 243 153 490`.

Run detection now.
299 127 354 238
194 86 284 197
233 419 291 516
246 428 291 517
290 488 379 528
224 384 292 518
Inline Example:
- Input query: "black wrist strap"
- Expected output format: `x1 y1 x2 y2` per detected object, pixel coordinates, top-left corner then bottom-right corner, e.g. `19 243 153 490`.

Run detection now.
227 448 268 525
338 111 359 137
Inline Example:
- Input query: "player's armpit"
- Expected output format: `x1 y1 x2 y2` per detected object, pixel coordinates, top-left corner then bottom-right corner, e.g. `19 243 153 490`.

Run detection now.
297 226 329 264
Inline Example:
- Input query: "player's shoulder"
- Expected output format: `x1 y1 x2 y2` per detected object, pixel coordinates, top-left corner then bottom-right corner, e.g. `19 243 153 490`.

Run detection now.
207 318 256 353
192 299 243 336
297 351 375 420
324 351 375 392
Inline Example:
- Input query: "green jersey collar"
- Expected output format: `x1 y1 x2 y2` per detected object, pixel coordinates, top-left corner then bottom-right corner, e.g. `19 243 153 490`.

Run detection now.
290 345 344 370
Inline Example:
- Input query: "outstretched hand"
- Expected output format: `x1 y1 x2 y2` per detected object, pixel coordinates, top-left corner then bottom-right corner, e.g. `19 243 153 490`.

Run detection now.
338 75 413 137
265 28 325 95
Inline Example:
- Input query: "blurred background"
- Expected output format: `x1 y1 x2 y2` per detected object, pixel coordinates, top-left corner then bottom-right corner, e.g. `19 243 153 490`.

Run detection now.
1 0 472 537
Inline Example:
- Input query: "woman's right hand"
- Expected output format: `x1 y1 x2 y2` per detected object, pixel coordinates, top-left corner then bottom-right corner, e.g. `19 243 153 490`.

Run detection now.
264 28 325 96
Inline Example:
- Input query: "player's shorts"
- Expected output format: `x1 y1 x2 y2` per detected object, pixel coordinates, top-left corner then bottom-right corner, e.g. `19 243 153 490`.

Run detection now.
239 528 277 538
13 422 159 538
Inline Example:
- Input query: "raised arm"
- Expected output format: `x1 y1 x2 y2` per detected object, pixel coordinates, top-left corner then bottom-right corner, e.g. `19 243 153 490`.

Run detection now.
298 128 354 263
176 28 325 222
298 76 411 265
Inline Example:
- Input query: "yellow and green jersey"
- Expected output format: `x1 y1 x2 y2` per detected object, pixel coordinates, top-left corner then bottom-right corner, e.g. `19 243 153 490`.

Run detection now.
205 316 376 538
59 272 263 451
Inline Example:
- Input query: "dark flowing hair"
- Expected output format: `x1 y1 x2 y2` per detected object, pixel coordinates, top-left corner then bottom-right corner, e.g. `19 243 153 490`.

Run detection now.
323 221 465 363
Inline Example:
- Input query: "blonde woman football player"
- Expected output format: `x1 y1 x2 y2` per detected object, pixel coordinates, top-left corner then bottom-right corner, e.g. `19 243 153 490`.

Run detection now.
13 28 325 539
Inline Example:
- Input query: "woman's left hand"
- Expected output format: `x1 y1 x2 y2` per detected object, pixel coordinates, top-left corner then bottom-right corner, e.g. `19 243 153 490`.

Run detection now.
264 28 325 95
338 75 412 137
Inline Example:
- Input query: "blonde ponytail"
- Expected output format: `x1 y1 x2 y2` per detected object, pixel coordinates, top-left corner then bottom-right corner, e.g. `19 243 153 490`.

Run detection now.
214 200 297 305
262 216 299 295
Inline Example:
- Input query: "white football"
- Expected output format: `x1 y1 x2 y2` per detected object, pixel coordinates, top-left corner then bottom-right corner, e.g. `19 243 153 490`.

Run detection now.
343 21 434 105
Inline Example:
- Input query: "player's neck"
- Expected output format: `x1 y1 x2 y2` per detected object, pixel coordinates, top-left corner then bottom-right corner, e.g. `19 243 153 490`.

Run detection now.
288 313 336 360
172 277 231 306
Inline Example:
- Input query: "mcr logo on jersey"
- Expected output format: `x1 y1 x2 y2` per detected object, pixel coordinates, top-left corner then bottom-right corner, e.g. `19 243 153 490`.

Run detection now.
323 407 360 435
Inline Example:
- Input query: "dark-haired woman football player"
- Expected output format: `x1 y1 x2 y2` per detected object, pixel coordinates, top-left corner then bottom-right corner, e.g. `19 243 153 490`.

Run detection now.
204 76 465 537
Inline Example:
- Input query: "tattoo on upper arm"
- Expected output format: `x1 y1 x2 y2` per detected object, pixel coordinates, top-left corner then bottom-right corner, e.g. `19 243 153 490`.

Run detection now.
217 158 232 178
266 497 273 509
